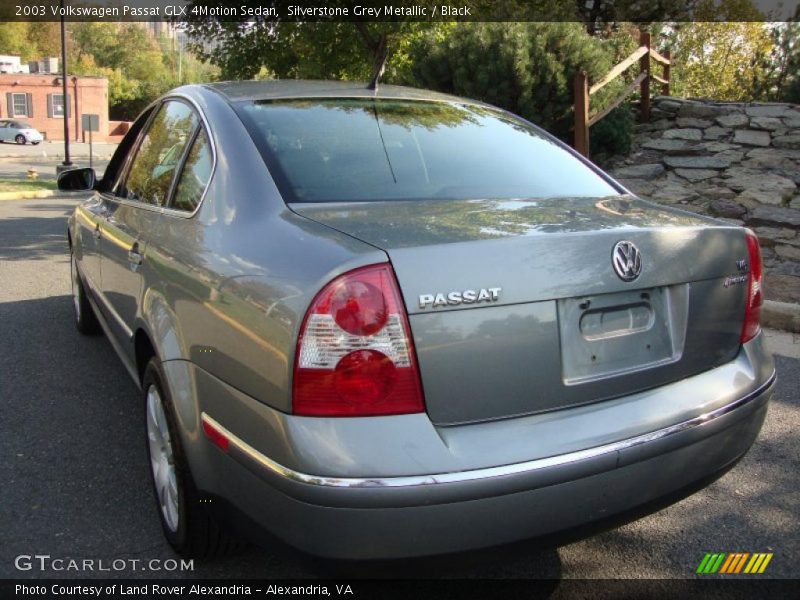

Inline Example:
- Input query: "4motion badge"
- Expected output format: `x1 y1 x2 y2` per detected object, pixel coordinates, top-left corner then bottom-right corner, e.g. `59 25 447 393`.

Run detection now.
724 258 749 288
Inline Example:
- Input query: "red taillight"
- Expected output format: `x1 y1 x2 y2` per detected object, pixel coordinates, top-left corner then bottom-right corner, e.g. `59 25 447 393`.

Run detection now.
323 278 388 336
741 229 763 343
293 264 425 416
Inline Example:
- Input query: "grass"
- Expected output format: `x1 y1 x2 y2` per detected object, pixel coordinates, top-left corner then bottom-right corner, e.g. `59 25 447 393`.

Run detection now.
0 179 58 193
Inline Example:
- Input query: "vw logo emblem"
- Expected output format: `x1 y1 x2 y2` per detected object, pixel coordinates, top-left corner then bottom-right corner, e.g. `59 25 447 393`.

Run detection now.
612 241 642 282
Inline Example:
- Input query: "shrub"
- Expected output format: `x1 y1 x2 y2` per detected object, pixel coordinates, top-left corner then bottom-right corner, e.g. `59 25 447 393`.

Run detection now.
407 22 635 159
590 105 635 163
785 78 800 104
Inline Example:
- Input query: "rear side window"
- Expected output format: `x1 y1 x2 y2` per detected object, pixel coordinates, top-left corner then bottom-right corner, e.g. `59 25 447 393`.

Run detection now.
171 128 212 212
122 100 198 206
237 99 619 203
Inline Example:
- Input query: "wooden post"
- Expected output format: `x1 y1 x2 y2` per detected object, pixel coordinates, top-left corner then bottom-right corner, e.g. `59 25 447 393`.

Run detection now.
663 50 671 96
574 71 589 157
639 30 651 122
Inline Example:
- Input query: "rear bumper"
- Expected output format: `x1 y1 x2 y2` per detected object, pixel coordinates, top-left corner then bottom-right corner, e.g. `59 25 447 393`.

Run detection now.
203 373 774 510
189 336 775 559
213 375 772 559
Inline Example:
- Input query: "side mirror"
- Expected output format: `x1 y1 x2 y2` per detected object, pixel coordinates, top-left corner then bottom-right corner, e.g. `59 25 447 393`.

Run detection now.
58 167 96 191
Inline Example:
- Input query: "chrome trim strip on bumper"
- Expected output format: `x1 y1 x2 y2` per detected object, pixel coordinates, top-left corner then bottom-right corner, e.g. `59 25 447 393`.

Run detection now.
200 371 776 490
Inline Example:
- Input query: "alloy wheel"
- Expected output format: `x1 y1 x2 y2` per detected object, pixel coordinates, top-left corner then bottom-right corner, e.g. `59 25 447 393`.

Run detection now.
146 384 180 532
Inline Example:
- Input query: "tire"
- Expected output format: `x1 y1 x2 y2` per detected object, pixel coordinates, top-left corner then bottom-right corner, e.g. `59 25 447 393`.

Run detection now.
143 358 239 558
70 250 101 335
15 134 25 144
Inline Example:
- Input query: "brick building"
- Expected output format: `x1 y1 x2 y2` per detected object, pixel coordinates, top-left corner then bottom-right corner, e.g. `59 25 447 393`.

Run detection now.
0 73 110 141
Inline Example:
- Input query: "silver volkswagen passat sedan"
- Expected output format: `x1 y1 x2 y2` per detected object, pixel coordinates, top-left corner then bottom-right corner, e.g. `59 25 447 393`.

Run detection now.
62 81 775 559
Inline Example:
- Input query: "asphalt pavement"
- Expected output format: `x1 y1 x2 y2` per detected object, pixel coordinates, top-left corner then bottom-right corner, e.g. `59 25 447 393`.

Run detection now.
1 197 798 580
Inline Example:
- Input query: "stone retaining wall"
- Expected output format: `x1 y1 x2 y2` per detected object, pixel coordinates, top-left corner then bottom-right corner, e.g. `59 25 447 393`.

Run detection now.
608 96 800 303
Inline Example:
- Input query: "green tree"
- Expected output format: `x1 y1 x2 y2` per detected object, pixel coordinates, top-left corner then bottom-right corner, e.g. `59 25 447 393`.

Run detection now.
69 23 220 119
1 20 217 120
577 0 696 35
753 21 800 102
0 23 32 59
664 0 774 100
183 1 569 82
68 23 174 119
26 22 63 57
185 20 429 83
408 23 630 146
156 35 219 86
0 22 62 61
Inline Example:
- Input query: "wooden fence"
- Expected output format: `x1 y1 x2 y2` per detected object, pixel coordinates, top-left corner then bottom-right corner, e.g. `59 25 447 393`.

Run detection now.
574 30 671 157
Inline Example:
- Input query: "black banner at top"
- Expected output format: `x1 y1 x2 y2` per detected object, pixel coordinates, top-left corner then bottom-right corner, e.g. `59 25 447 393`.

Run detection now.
2 0 799 22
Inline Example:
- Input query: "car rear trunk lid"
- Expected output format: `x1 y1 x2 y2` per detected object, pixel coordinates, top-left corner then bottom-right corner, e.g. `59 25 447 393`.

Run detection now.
292 196 750 425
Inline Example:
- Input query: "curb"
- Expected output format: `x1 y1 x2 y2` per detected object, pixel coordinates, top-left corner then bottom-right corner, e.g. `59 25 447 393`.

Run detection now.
0 155 115 161
762 300 800 334
0 190 60 200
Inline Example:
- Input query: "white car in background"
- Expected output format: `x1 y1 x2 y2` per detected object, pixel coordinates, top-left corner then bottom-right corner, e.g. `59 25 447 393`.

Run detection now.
0 119 43 144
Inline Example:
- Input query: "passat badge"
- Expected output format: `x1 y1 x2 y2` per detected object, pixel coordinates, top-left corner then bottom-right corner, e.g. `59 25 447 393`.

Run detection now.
419 287 501 309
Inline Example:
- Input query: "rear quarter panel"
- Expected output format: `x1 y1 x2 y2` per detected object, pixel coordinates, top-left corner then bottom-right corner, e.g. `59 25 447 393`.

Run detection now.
139 87 385 414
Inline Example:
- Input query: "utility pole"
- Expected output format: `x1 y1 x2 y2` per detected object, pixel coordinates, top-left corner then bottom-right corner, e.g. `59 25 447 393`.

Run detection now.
58 0 72 173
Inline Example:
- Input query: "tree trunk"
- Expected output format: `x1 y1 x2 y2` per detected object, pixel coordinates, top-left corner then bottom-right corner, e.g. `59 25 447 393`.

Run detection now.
369 34 389 89
354 23 389 89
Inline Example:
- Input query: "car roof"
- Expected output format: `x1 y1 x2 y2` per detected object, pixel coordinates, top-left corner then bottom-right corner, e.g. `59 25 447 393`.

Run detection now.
202 80 485 107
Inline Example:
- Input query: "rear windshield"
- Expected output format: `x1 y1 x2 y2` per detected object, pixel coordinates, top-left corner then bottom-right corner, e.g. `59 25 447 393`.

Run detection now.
237 98 619 203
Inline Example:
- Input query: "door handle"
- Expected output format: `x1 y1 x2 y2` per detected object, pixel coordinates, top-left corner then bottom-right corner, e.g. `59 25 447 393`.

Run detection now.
92 223 101 240
128 243 143 266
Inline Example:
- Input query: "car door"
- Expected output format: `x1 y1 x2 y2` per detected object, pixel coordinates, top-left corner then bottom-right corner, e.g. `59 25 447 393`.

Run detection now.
0 122 9 142
100 99 199 355
74 109 154 297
